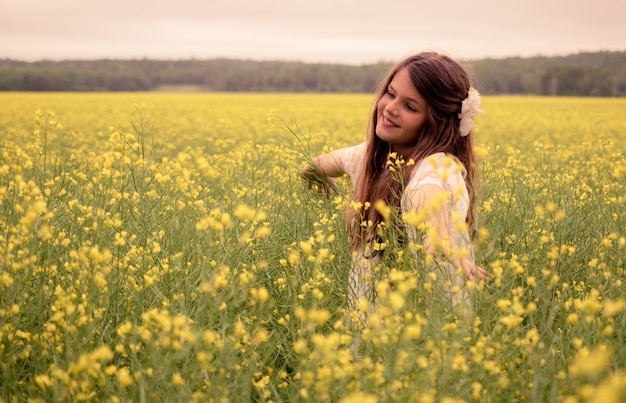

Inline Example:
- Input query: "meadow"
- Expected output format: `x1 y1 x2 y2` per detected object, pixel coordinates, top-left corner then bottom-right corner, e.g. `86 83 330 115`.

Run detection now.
0 92 625 402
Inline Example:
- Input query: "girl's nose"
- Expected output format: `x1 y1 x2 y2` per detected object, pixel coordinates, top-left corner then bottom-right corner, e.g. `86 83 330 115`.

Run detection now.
385 99 399 116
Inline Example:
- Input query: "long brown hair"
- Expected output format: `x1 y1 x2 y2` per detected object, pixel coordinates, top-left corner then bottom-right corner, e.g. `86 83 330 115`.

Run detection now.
349 52 479 248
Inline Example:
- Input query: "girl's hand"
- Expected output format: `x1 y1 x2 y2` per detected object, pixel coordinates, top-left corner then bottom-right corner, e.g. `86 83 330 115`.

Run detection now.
462 258 488 281
301 166 338 198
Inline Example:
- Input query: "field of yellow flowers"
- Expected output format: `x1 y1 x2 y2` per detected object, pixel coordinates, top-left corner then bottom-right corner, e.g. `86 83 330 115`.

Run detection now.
1 92 625 402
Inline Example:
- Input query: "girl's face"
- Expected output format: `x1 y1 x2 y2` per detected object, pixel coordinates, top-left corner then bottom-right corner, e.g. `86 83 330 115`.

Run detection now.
375 67 428 155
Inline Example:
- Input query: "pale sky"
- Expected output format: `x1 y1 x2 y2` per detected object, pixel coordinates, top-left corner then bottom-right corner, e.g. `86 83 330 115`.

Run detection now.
1 0 624 64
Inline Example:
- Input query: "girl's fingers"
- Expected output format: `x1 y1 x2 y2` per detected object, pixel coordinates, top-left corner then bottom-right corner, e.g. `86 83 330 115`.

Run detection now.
465 264 488 281
474 266 488 280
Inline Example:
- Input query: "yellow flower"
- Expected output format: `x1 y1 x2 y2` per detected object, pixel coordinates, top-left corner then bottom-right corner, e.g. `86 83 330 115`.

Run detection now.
499 314 523 329
309 309 331 326
602 299 625 317
293 339 308 354
35 374 53 389
402 324 422 340
478 226 490 241
288 251 300 266
253 327 270 344
339 392 379 403
358 298 370 313
299 240 313 256
402 209 425 228
388 291 405 311
253 375 270 390
471 382 483 400
255 225 271 239
92 345 114 361
105 365 117 376
569 345 611 377
114 232 127 246
350 201 363 211
233 204 254 219
0 272 14 286
374 199 391 221
37 224 53 242
250 287 269 304
151 241 161 254
574 289 602 313
171 372 186 386
117 367 134 387
496 299 512 310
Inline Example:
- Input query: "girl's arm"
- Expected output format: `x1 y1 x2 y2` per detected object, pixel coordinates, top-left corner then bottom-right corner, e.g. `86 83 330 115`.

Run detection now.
301 150 346 197
411 183 487 281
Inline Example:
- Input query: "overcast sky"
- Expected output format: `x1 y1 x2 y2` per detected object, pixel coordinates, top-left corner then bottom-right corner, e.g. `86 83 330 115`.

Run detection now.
1 0 624 64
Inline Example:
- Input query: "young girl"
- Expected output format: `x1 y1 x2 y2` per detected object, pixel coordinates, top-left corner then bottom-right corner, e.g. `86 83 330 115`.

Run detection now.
302 52 487 317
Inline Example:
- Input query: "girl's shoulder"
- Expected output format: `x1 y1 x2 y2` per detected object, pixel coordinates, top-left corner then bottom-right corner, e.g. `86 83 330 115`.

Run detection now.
416 152 466 174
409 152 467 189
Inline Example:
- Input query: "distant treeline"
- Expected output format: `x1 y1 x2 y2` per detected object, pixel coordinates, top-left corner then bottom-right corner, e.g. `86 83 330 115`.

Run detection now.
1 51 625 96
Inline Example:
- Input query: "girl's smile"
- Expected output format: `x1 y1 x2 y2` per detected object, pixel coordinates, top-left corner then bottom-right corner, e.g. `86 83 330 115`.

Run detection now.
380 115 398 128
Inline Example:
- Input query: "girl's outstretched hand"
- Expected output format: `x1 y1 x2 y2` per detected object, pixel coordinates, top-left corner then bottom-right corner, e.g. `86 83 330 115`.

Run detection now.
301 165 338 198
462 258 488 282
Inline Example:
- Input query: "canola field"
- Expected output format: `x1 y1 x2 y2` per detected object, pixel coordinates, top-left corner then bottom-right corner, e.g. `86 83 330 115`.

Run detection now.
1 92 625 402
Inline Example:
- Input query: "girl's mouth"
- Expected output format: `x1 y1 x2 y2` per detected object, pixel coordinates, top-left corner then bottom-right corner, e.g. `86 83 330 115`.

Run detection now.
381 115 398 128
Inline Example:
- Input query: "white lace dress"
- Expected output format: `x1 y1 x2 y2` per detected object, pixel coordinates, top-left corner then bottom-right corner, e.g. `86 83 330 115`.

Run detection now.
329 142 474 311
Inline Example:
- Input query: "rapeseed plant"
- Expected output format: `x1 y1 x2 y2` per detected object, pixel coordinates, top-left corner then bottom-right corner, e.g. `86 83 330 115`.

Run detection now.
0 93 625 401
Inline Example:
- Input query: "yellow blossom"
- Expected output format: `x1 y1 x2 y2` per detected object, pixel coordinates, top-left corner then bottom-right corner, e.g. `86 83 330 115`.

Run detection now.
293 339 308 354
35 374 53 389
499 314 523 329
253 327 270 344
602 299 625 317
339 392 379 403
117 367 134 387
374 199 391 221
569 345 611 377
171 372 185 386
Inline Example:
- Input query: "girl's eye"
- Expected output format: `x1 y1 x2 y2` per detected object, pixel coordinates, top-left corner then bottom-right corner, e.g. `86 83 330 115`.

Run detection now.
406 104 416 112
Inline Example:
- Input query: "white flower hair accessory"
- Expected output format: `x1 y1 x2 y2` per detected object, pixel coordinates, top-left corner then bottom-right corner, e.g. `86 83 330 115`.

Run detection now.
458 87 484 137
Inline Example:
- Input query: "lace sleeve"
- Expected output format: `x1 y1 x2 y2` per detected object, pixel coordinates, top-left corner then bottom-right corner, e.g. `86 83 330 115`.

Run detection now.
336 142 367 178
322 142 366 190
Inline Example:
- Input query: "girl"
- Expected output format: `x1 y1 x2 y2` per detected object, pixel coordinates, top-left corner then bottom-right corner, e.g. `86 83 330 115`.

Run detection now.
301 52 487 318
